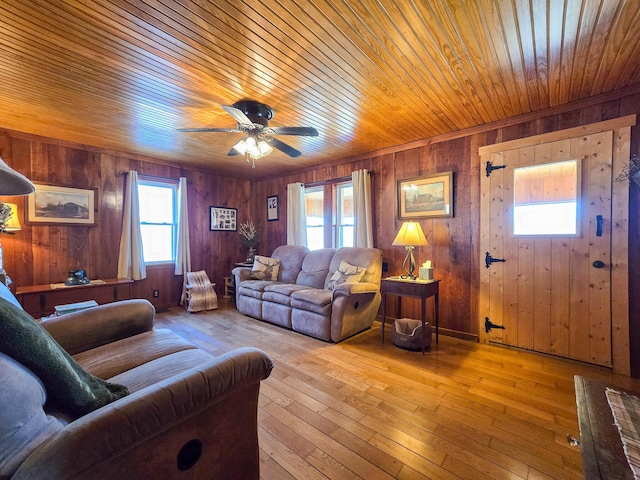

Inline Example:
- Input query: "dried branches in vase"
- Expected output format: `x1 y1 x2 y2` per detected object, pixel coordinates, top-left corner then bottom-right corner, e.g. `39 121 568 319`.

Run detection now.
239 220 259 263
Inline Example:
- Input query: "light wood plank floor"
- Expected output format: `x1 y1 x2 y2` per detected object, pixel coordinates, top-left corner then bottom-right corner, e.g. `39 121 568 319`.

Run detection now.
155 301 640 480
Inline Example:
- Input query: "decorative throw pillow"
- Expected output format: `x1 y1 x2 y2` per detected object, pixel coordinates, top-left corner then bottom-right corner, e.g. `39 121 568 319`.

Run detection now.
326 261 366 290
250 255 281 281
0 298 129 416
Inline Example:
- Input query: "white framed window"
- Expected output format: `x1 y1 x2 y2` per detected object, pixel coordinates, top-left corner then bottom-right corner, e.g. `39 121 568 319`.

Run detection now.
138 179 178 263
305 186 324 250
335 182 353 248
304 180 353 250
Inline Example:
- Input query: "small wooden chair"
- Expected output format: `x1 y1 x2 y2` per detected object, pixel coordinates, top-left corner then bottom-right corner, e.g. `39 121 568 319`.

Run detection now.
183 270 218 312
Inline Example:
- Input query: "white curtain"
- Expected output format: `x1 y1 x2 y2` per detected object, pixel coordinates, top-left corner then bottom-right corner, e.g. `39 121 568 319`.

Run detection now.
174 177 191 275
287 182 307 246
352 169 374 247
117 170 146 280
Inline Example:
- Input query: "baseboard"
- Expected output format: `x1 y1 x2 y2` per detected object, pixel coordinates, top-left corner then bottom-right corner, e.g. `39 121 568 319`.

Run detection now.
438 327 478 342
376 317 479 342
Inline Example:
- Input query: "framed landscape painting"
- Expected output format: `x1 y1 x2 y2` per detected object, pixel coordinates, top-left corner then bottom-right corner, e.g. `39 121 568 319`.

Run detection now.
397 171 453 219
27 184 97 225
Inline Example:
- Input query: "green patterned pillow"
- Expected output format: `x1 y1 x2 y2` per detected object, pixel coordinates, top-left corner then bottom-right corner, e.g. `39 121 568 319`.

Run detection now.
0 298 129 416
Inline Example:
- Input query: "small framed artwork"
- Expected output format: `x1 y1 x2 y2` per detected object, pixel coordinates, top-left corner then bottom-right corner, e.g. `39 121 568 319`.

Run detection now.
398 171 453 219
210 206 237 231
27 184 97 226
267 195 279 221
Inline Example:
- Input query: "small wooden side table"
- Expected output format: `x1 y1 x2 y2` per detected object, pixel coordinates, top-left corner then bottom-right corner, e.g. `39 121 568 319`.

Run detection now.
16 278 133 318
380 277 440 354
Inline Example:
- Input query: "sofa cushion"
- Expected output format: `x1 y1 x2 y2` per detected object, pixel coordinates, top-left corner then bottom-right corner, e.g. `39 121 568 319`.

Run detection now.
0 298 129 416
0 353 64 478
296 248 336 289
250 255 281 281
290 289 333 316
326 260 366 290
263 283 310 306
238 280 276 300
73 329 197 379
272 245 308 283
107 349 214 393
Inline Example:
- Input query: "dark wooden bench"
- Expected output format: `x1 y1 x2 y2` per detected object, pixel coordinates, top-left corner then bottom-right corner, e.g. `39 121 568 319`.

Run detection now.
574 375 635 479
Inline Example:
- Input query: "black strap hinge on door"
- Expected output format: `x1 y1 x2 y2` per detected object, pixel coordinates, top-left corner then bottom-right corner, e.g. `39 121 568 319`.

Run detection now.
485 252 506 268
485 161 507 177
485 317 506 333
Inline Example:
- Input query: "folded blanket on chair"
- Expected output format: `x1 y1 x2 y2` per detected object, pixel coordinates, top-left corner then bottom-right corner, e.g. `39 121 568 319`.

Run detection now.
0 298 129 416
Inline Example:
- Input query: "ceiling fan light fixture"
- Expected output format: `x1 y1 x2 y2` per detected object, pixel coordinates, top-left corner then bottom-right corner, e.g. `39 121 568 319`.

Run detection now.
258 140 273 157
179 100 317 165
245 137 257 150
232 139 247 155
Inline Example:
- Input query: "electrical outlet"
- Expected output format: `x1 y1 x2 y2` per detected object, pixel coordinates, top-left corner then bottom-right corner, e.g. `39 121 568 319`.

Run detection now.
152 290 159 298
382 262 388 272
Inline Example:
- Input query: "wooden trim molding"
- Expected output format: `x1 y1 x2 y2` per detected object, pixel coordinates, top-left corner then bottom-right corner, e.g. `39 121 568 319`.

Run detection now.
478 115 637 155
611 125 632 376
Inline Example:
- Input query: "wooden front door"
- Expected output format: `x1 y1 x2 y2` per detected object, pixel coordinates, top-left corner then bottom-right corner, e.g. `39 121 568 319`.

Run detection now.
479 131 613 367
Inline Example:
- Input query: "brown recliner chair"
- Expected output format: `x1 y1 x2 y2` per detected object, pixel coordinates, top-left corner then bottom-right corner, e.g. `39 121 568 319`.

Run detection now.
0 296 273 480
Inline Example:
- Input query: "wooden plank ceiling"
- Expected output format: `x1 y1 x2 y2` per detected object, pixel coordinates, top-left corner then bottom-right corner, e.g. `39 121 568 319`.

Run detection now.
0 0 639 179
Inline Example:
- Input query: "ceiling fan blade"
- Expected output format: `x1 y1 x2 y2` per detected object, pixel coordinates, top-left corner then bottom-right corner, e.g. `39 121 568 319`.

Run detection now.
270 126 319 137
270 137 301 158
227 146 240 156
222 105 254 128
177 127 242 133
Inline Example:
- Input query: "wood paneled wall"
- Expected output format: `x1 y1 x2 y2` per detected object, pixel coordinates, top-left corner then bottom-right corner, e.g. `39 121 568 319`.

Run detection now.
2 92 639 372
251 92 640 352
0 131 251 311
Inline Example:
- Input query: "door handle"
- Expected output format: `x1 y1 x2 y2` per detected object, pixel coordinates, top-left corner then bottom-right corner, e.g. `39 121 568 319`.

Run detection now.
596 215 603 237
592 260 605 269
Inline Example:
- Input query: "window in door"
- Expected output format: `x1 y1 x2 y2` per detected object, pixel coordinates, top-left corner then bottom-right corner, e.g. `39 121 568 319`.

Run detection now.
513 159 580 236
138 179 178 263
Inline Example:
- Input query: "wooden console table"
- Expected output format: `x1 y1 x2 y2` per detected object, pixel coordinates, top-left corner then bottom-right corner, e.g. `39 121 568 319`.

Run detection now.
574 375 635 479
16 278 133 318
380 277 440 354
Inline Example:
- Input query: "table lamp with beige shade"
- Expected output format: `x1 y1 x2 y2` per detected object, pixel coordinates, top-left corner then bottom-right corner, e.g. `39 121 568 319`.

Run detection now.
392 221 428 280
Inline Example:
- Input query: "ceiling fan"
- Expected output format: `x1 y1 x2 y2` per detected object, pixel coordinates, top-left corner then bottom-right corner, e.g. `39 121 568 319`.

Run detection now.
178 100 318 166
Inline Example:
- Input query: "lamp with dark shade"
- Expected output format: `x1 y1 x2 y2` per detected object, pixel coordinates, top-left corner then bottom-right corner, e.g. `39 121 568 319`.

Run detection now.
0 157 35 195
392 221 428 279
0 158 34 285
